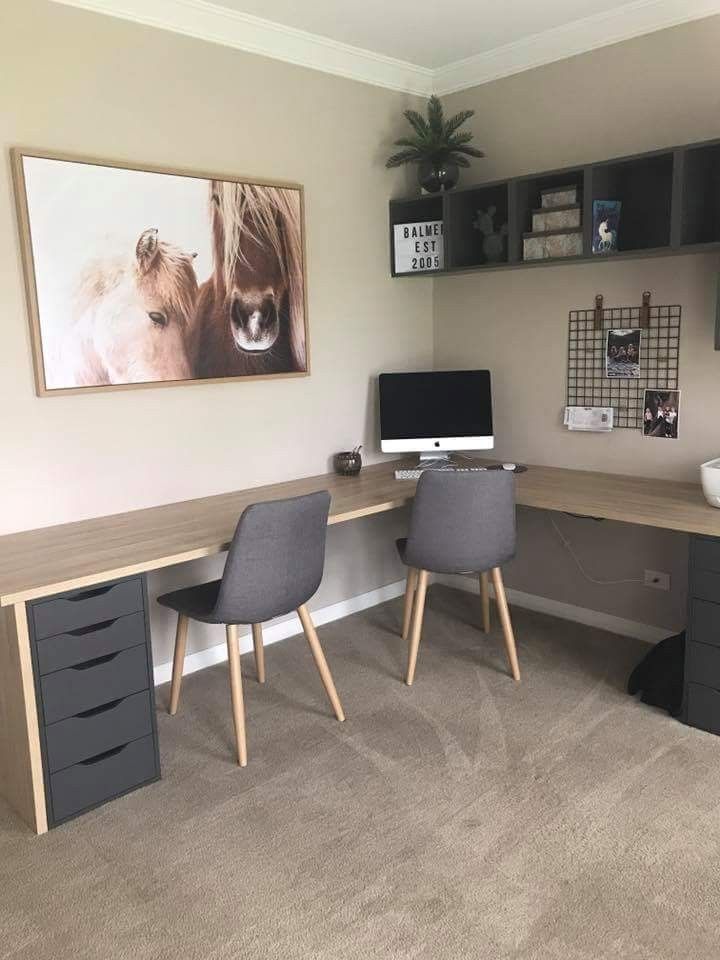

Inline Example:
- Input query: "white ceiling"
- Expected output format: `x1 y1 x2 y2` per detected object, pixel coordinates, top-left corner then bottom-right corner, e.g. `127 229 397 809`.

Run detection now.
216 0 640 69
53 0 720 94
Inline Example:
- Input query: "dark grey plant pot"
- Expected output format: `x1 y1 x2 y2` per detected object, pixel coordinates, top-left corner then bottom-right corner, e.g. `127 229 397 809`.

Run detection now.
418 159 459 193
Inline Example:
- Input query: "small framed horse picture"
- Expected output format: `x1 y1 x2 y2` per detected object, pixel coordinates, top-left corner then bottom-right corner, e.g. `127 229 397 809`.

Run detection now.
11 148 310 395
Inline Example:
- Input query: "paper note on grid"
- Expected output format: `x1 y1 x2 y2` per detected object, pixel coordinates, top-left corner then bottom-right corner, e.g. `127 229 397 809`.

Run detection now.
564 406 614 432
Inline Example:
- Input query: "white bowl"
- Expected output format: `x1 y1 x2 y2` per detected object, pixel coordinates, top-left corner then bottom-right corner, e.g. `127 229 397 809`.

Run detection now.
701 457 720 508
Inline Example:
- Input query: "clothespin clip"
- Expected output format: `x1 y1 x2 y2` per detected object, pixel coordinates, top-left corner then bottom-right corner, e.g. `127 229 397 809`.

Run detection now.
640 291 651 328
594 294 604 330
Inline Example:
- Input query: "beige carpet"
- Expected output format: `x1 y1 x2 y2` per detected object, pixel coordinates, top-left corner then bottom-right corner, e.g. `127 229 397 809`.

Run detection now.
2 584 719 960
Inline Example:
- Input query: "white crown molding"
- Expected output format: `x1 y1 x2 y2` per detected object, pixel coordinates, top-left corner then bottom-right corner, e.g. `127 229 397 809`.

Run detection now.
433 0 720 95
51 0 720 97
49 0 434 96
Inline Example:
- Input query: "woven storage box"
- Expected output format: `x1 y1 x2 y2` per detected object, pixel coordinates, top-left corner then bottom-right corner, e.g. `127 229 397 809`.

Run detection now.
523 228 583 260
540 185 578 208
532 204 581 232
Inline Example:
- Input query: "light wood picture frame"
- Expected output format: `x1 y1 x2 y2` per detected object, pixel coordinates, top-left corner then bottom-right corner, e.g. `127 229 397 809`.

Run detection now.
11 148 310 396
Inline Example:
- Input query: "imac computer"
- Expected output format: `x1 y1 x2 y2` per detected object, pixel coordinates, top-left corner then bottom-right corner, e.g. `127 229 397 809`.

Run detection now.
379 370 493 463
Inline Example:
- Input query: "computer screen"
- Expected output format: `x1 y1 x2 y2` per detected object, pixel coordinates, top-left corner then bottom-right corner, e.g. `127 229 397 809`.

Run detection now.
379 370 493 454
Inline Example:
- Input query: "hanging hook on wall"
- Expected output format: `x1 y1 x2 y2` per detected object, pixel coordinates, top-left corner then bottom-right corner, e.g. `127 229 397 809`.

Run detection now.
640 290 651 328
594 294 604 330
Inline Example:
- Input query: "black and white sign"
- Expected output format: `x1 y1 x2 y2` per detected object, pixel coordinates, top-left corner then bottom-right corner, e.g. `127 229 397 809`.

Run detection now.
393 220 444 273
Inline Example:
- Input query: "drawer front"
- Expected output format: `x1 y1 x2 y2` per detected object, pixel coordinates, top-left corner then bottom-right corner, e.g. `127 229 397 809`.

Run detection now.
32 578 144 640
686 641 720 690
36 611 146 676
691 536 720 576
40 643 149 725
690 569 720 605
50 734 157 824
686 682 720 735
689 598 720 649
45 690 153 774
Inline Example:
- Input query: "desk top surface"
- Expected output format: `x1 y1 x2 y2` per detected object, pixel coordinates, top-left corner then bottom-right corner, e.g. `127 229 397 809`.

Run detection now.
1 459 718 606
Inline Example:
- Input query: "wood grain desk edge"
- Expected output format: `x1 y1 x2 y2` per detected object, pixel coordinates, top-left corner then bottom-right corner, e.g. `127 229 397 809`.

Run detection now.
2 459 718 607
0 457 717 836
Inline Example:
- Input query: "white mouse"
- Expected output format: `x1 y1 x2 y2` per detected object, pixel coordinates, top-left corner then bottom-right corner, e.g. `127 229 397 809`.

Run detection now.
502 463 516 471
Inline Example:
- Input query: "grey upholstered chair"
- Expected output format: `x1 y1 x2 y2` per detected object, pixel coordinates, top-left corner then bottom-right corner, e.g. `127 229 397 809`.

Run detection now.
398 470 520 686
157 491 344 767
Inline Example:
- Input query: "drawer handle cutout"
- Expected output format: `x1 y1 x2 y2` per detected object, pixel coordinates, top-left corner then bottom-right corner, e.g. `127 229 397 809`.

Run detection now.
67 618 118 637
71 651 121 671
75 697 124 719
79 743 128 765
68 584 116 603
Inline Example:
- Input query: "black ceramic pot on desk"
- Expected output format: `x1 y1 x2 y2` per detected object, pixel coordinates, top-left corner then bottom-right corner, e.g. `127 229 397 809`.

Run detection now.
334 450 362 476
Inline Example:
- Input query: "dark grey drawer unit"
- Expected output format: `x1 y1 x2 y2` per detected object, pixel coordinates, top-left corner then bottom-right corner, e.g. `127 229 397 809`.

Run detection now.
44 691 153 773
32 578 144 640
36 611 146 675
28 575 160 827
690 569 720 606
684 535 720 735
40 643 149 725
686 683 720 735
687 599 720 649
50 735 158 824
690 536 720 576
686 641 720 687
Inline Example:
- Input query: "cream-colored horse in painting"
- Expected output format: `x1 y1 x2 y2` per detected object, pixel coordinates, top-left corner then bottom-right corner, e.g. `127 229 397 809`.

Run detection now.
56 229 199 387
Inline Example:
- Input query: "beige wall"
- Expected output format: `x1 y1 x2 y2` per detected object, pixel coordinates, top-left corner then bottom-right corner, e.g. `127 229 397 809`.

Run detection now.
435 18 720 630
0 0 431 665
3 3 718 660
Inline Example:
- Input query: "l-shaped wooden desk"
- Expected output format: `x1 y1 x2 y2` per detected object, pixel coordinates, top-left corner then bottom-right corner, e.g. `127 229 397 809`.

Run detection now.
2 458 720 834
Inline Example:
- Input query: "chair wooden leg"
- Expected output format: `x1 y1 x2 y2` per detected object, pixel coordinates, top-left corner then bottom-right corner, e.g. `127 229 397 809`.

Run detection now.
479 571 490 634
297 604 345 722
406 569 429 686
168 614 189 715
252 623 265 683
401 567 419 641
491 567 520 683
225 624 248 766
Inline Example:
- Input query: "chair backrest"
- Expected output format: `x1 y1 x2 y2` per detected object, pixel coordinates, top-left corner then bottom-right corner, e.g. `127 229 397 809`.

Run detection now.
404 470 516 574
213 490 331 624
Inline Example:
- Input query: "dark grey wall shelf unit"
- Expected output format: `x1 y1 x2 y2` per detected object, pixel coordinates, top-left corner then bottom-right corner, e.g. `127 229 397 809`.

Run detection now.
389 137 720 278
28 575 160 827
447 183 510 269
389 195 445 276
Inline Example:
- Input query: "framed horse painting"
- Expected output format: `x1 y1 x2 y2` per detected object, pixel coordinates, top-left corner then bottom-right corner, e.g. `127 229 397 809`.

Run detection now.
11 149 309 395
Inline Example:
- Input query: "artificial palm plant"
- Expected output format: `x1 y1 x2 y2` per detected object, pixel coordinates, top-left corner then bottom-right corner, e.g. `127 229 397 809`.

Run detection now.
386 95 484 192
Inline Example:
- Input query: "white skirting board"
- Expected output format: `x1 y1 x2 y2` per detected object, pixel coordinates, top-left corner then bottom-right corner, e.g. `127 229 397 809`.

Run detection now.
433 574 671 644
152 579 407 686
153 573 670 686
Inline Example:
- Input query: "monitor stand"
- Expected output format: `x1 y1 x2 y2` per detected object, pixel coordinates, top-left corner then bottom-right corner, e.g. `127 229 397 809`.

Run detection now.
418 452 452 466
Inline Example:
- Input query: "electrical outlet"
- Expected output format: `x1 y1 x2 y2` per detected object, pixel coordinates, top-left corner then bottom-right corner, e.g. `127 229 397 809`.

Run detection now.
644 569 671 591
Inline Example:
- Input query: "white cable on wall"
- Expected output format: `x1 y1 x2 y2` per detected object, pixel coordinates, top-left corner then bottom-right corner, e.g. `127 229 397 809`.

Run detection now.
549 515 644 586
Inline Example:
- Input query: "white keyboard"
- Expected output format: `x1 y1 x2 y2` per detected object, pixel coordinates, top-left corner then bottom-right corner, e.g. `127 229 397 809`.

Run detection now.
394 467 487 480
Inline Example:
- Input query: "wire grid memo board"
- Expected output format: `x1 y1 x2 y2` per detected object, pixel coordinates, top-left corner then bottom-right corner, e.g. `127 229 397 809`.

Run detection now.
566 303 681 429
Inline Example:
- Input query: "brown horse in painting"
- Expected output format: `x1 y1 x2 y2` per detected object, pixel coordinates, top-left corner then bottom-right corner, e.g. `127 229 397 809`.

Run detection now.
192 181 306 378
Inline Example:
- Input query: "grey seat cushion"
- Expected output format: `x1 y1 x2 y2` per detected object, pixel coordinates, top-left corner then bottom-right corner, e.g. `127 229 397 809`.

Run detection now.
397 537 479 576
157 580 223 623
